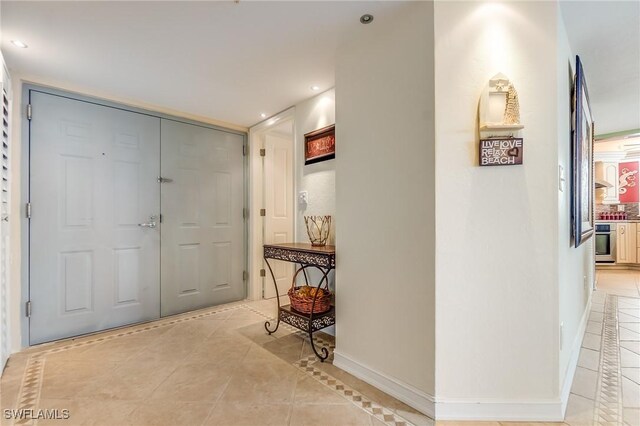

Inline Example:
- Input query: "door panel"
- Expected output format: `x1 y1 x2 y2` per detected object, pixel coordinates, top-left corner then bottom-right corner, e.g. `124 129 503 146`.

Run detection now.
160 120 244 316
263 133 294 299
29 91 161 345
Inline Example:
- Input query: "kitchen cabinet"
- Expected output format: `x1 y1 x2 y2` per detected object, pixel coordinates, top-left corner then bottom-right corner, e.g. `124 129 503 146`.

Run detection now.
617 222 637 264
595 161 620 204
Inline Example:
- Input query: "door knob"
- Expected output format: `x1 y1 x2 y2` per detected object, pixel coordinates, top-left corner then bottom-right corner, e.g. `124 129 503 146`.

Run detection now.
138 215 157 229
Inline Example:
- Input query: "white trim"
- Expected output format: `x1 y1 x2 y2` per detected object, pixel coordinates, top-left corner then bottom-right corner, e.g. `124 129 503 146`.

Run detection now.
433 399 564 421
335 325 595 424
333 350 436 418
559 293 593 417
247 108 296 301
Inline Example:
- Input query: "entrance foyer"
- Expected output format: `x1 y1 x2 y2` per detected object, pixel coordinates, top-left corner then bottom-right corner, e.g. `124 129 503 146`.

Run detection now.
28 89 246 344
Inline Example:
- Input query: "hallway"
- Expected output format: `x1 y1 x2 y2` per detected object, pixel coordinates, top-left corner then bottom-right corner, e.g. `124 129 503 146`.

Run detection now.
563 271 639 425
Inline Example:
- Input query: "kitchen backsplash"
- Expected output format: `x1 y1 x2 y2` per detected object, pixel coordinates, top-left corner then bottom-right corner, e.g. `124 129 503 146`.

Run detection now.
596 203 640 220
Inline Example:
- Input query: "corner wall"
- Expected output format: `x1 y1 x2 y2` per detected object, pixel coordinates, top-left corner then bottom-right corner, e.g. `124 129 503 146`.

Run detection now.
434 0 561 419
334 1 436 412
294 89 335 245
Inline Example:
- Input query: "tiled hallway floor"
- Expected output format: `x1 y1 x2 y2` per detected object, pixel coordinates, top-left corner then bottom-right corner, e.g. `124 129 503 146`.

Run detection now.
1 299 430 426
0 270 638 426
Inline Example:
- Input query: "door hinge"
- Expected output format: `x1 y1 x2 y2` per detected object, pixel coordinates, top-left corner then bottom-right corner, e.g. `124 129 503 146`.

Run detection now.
260 148 266 157
260 269 266 277
243 271 249 281
260 208 266 217
26 202 31 219
158 214 163 223
27 104 32 121
25 301 32 318
243 208 248 219
243 145 247 156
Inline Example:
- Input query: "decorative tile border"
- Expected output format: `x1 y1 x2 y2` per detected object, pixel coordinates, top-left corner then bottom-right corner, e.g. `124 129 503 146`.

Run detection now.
245 305 415 426
13 355 45 425
12 303 243 426
10 302 416 426
594 294 622 425
294 354 411 426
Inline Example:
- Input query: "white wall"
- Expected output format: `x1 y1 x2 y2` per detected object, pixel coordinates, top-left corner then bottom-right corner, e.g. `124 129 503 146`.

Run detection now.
334 0 436 410
433 1 592 420
294 89 335 246
556 6 594 400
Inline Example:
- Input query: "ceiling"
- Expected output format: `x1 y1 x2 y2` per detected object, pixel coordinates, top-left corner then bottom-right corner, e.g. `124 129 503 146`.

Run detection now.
2 2 637 132
0 1 399 128
561 0 640 136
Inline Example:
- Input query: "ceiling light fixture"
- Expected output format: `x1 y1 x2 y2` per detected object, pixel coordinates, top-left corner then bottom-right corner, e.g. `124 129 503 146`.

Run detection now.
360 14 374 24
260 113 267 118
311 85 320 91
11 40 28 48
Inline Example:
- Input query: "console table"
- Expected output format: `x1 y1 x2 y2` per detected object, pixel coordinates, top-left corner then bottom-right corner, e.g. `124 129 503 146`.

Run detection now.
263 243 335 361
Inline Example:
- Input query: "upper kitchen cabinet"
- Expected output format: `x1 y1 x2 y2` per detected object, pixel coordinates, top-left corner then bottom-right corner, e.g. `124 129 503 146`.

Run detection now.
595 161 620 204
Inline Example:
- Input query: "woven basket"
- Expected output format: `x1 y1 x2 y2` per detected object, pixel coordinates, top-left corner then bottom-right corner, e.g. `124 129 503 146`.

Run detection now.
288 286 332 314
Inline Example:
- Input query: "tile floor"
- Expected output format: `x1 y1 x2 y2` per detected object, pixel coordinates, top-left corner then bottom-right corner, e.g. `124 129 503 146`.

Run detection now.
0 270 638 426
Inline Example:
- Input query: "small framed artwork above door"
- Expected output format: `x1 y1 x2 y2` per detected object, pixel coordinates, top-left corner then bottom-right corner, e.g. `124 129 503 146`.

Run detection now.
248 109 296 301
22 84 248 345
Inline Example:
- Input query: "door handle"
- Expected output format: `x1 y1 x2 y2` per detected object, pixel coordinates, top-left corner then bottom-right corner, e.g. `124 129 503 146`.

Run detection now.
138 215 157 229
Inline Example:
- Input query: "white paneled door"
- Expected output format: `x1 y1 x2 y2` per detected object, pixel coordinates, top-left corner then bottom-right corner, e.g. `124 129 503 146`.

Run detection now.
160 120 245 316
29 92 161 344
263 133 294 299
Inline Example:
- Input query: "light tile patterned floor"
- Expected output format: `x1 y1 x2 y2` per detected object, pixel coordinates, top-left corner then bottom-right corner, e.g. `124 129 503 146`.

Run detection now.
1 270 639 425
1 299 428 426
564 270 640 426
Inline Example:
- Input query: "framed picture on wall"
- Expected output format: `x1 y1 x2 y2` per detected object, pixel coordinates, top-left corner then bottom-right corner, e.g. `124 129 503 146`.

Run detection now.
572 55 595 248
304 124 335 165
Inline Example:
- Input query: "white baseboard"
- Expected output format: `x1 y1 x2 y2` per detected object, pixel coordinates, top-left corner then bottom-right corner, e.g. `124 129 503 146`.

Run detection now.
332 350 436 418
334 295 594 422
559 293 593 417
434 399 565 421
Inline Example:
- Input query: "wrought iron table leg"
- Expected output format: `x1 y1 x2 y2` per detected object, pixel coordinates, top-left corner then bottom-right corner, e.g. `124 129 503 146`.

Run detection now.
299 262 309 285
264 258 281 334
308 268 331 362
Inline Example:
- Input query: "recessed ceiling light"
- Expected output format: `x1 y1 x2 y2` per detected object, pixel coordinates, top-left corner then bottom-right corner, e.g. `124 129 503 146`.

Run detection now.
360 14 374 24
260 113 267 118
311 85 320 91
11 40 28 48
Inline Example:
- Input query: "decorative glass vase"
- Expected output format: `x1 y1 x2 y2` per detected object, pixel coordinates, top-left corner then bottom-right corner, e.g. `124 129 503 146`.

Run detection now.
304 215 332 247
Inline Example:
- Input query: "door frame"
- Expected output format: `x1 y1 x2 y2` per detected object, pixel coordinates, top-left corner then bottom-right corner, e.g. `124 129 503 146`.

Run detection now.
19 83 248 348
247 108 296 301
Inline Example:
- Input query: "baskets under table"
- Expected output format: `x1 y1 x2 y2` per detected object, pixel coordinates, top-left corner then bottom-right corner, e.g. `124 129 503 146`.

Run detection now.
288 286 332 314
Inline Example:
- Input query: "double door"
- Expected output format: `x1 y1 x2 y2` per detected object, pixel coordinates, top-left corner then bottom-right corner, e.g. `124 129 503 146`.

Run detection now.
29 91 245 344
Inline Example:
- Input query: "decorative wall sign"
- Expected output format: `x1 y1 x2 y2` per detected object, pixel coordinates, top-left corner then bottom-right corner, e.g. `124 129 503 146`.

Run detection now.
571 55 595 248
304 124 335 165
619 161 638 203
479 138 523 166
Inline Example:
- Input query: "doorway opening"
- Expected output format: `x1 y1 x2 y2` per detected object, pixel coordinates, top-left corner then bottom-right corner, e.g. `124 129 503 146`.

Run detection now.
248 110 295 301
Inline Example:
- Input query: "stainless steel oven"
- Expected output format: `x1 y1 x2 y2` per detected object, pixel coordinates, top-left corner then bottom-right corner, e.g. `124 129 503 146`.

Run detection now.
595 223 616 263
